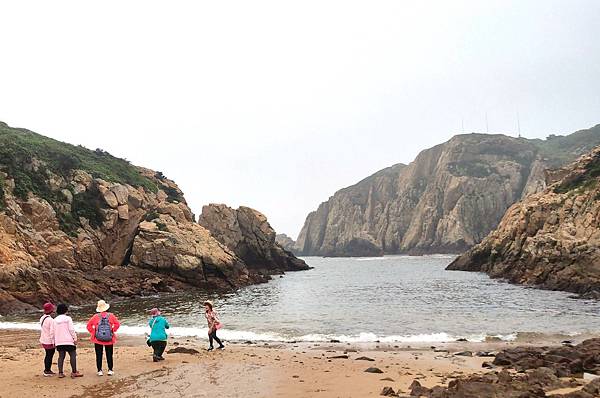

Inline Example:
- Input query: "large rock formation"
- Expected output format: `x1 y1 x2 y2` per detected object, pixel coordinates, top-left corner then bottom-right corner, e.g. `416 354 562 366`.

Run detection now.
198 204 309 275
296 125 600 256
447 146 600 297
0 122 307 314
275 233 297 254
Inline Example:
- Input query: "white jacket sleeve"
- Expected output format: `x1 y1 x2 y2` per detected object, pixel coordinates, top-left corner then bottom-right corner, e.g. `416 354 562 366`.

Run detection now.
49 318 55 345
69 318 77 343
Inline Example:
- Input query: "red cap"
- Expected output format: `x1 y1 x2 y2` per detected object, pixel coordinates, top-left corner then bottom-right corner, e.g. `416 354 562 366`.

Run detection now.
43 302 55 314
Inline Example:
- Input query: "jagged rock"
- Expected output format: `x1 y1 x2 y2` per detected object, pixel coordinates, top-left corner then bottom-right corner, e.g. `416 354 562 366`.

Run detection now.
100 186 119 208
492 339 600 376
380 386 397 396
296 126 600 256
0 122 309 313
447 146 600 296
117 204 129 220
410 368 574 398
198 204 309 273
111 184 129 206
130 214 250 288
275 233 297 253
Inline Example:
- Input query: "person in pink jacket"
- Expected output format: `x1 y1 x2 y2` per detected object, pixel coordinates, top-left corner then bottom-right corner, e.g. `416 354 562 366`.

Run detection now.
39 302 56 376
86 300 121 376
51 303 83 378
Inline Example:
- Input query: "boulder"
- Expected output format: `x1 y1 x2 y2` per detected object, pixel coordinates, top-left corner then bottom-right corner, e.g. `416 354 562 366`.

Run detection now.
198 204 309 274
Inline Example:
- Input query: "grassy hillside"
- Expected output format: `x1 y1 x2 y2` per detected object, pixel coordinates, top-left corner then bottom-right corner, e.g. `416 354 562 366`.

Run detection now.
527 124 600 168
0 121 160 233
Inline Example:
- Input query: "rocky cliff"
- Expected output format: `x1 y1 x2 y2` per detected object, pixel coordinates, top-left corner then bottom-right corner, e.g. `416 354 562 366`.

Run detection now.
198 204 309 276
296 125 600 256
275 233 297 254
447 146 600 297
0 122 306 314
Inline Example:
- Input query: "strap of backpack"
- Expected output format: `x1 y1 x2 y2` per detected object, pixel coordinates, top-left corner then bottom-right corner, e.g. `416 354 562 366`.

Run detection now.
40 315 49 326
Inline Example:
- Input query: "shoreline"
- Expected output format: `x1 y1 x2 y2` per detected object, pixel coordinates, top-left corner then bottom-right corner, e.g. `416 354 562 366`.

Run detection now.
0 329 594 398
1 319 596 347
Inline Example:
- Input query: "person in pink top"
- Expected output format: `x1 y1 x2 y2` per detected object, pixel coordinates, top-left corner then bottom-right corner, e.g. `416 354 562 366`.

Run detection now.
86 300 121 376
51 303 83 378
39 302 56 376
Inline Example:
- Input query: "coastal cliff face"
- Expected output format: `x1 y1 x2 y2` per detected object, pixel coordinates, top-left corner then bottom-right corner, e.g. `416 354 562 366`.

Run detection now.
447 146 600 297
0 122 305 314
198 204 309 275
296 126 600 256
275 233 297 254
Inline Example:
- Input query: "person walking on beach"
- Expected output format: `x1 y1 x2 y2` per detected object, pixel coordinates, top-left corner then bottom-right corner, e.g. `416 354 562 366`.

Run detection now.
203 300 224 351
52 303 83 378
148 308 170 362
39 302 56 376
86 300 120 376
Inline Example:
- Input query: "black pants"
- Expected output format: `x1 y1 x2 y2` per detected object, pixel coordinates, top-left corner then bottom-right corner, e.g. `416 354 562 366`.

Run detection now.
151 341 167 358
44 348 55 372
57 349 77 373
209 330 223 348
94 344 114 371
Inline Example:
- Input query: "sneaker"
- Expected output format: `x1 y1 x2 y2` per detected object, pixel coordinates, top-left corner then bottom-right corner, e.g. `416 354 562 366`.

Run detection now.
207 347 214 352
107 370 114 376
153 356 159 362
43 370 54 377
58 373 65 379
97 371 103 376
217 345 225 350
71 371 83 378
158 356 165 361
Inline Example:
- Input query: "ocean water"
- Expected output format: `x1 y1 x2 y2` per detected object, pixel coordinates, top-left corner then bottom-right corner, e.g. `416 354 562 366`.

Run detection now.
2 255 600 343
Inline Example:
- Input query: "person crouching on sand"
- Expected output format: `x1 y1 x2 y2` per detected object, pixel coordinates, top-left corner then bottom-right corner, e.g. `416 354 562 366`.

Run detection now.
52 303 83 378
203 300 224 351
148 308 170 362
40 302 56 377
86 300 120 376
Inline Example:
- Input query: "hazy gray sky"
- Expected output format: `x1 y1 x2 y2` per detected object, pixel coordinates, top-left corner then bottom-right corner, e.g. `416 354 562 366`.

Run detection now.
1 1 599 238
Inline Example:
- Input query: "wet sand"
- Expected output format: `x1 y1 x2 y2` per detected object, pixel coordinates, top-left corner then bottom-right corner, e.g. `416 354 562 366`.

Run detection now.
0 330 573 398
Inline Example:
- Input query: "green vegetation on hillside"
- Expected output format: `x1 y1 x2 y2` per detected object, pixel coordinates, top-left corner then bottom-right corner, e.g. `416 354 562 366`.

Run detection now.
528 124 600 168
554 152 600 194
0 122 161 234
0 122 158 193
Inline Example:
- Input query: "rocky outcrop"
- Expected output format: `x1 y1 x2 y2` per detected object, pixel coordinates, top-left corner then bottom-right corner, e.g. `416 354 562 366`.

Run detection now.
296 125 600 256
447 146 600 296
0 122 307 314
198 204 309 274
409 340 600 397
275 233 297 254
493 338 600 376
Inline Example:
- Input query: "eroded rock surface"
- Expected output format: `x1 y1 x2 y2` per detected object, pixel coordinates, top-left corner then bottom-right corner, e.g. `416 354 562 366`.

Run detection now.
447 147 600 296
0 122 308 313
198 204 309 274
296 126 600 256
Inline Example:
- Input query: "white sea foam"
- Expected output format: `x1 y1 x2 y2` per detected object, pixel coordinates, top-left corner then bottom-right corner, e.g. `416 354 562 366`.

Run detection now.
0 321 518 343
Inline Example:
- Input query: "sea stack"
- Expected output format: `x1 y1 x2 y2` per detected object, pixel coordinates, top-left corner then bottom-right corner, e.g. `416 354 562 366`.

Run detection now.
198 204 310 275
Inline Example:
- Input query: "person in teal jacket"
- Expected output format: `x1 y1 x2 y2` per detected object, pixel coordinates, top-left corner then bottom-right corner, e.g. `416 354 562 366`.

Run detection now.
148 308 170 362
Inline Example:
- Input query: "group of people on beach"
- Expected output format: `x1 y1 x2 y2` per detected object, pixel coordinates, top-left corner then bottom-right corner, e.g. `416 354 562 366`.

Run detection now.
39 299 223 379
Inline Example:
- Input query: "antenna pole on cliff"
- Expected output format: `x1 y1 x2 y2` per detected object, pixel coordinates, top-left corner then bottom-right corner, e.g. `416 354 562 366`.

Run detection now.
485 113 489 133
517 111 521 138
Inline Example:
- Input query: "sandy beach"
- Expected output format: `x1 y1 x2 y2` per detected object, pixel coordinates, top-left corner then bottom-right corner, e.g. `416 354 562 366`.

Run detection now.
1 329 588 398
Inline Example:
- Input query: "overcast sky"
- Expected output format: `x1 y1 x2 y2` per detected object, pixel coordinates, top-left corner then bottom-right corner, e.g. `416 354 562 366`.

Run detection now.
1 1 599 238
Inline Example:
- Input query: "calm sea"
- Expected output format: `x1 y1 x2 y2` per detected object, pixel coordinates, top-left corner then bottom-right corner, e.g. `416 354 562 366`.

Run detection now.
2 255 600 343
